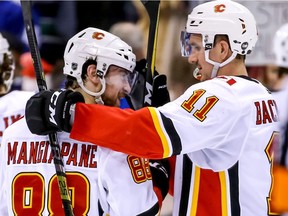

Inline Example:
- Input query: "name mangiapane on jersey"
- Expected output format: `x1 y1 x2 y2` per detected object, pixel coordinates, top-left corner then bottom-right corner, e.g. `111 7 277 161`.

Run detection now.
6 141 98 168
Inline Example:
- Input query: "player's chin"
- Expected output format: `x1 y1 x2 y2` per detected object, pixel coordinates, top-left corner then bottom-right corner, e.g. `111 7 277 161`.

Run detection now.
199 71 210 82
103 97 120 107
200 75 207 82
114 98 121 108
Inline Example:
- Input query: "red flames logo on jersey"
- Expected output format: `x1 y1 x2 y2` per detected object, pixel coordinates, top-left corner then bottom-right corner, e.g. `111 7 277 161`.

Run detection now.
214 4 226 13
92 32 105 40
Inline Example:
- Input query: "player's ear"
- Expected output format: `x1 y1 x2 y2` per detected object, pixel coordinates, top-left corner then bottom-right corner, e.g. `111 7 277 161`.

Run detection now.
86 64 99 83
218 40 231 62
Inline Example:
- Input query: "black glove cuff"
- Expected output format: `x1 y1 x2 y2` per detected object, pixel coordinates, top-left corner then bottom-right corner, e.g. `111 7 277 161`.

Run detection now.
151 74 170 107
150 159 170 199
62 91 85 132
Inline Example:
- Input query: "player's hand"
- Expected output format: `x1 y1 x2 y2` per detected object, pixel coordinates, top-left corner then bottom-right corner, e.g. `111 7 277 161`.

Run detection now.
25 90 85 135
149 159 170 203
136 58 170 107
151 74 170 107
128 59 170 110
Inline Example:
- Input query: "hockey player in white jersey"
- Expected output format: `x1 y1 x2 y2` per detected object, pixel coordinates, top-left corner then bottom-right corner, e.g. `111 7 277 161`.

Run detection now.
25 0 279 215
0 27 168 215
269 23 288 214
270 23 288 167
0 33 34 144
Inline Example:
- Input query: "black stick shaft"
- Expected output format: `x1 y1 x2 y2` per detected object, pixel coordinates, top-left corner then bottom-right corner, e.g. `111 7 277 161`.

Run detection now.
21 1 47 92
141 0 160 107
20 1 74 215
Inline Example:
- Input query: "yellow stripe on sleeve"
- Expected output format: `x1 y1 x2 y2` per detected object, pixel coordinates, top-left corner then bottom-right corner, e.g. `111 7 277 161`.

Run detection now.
148 107 171 158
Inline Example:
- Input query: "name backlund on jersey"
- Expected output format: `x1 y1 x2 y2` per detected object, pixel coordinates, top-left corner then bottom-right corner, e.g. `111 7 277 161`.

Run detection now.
254 99 278 125
7 141 97 168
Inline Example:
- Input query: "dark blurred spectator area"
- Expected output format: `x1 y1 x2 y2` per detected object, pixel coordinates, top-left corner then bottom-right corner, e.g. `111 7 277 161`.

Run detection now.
0 1 140 90
34 1 139 65
0 0 198 96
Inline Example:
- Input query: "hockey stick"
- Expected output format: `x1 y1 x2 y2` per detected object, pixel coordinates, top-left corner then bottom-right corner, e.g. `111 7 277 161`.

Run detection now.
141 0 161 107
20 1 74 215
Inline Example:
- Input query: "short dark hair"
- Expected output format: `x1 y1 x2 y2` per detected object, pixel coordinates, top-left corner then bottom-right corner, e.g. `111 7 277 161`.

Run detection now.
278 67 288 77
65 58 97 89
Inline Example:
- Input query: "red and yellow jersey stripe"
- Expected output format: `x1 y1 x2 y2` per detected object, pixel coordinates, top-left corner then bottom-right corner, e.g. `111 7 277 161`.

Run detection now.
70 103 182 159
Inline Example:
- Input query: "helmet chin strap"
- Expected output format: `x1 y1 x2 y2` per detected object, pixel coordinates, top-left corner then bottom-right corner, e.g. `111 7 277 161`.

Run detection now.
77 77 106 104
204 50 238 78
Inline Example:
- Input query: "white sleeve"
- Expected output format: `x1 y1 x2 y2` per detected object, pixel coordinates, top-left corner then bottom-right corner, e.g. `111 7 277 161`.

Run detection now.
97 148 159 216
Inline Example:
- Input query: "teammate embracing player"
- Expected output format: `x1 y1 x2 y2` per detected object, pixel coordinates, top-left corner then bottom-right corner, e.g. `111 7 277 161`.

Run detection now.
0 27 168 215
25 0 279 215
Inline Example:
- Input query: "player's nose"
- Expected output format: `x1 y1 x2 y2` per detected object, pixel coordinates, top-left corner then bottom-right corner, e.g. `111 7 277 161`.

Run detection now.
188 52 197 65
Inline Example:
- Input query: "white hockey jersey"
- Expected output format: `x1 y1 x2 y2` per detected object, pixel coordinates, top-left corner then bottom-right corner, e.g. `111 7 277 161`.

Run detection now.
271 77 288 166
0 90 34 144
0 117 159 216
163 76 278 216
70 75 279 216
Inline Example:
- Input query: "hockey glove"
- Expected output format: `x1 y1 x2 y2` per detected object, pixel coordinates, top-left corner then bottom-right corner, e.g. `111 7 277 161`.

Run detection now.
25 90 84 135
151 74 170 107
128 59 170 110
149 159 170 204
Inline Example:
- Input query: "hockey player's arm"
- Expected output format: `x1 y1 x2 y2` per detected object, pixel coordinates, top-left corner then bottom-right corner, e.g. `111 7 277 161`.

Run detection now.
70 103 181 159
25 90 180 159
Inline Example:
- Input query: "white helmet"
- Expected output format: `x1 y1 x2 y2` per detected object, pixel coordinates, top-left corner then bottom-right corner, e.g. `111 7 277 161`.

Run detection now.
273 23 288 68
0 33 14 94
63 27 136 99
182 0 258 78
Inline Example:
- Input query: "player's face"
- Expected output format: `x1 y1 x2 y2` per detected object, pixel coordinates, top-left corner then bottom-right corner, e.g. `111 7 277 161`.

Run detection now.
188 34 214 82
263 65 279 90
102 65 132 107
